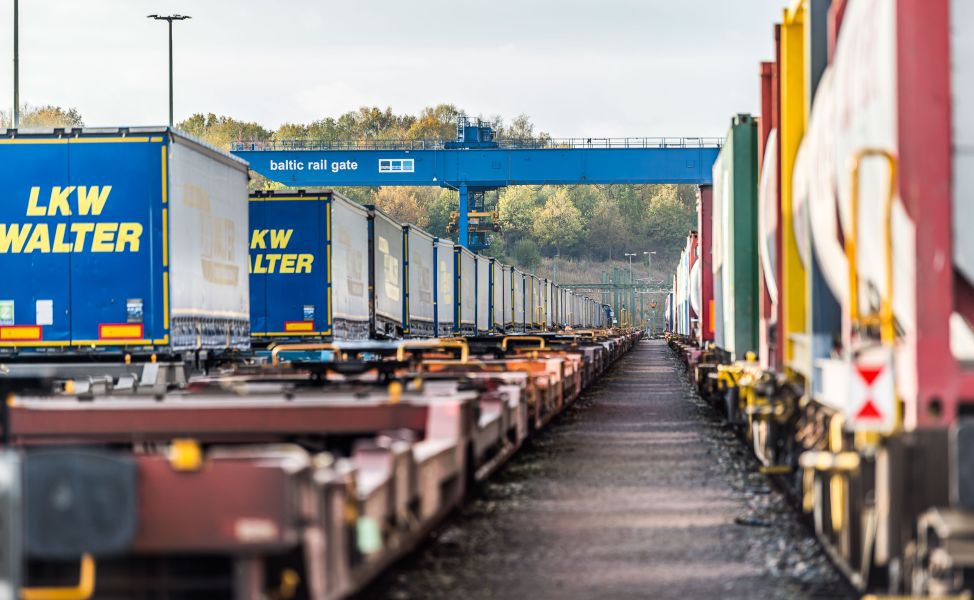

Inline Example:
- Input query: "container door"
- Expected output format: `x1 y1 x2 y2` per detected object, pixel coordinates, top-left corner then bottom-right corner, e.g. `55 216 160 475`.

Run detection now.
0 141 72 346
373 214 402 323
251 198 326 336
249 200 268 336
69 139 163 346
330 200 370 339
436 240 454 333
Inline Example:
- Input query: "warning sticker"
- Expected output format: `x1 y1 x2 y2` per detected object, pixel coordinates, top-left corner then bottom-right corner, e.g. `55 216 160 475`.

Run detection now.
845 346 896 433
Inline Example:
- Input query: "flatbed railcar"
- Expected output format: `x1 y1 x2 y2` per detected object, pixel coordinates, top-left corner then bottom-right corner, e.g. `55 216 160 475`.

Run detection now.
0 137 609 392
0 330 639 599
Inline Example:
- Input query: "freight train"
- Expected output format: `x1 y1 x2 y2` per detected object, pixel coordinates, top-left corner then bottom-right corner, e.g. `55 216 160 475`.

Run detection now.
0 128 608 374
668 0 974 595
0 126 627 598
248 189 606 343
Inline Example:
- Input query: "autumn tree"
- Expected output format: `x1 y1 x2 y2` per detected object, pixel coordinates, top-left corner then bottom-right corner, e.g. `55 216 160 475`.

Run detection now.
178 113 271 149
370 187 430 228
406 105 460 140
1 104 83 128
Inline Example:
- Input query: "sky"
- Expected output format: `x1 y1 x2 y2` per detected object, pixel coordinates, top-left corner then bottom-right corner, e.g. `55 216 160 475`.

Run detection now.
0 0 787 138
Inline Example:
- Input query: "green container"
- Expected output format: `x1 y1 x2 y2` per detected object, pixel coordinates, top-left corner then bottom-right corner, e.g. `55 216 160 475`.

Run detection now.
712 114 759 360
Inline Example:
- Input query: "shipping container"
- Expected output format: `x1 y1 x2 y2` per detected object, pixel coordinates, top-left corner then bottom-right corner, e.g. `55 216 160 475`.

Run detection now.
524 274 540 330
697 185 714 346
779 5 808 370
491 259 505 332
757 53 780 371
0 127 249 353
433 238 455 337
504 264 514 332
568 292 576 328
512 268 525 332
711 115 759 360
564 290 572 327
476 254 490 334
534 277 544 329
403 225 435 337
546 281 555 330
455 246 476 335
370 208 404 338
663 292 673 332
249 190 371 342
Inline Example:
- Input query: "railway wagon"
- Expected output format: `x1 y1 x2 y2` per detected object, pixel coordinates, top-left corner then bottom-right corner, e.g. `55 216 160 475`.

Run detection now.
3 329 640 598
250 188 605 345
0 127 250 355
670 0 974 595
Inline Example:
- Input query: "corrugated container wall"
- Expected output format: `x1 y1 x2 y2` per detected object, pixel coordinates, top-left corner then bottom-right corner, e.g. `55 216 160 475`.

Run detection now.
713 115 760 360
697 185 715 344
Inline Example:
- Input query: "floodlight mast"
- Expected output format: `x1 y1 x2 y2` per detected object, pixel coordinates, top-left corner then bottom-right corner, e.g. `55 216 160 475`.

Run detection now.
148 14 192 127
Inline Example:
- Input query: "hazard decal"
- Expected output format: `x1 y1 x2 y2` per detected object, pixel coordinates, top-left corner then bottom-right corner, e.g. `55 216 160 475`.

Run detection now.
844 347 896 433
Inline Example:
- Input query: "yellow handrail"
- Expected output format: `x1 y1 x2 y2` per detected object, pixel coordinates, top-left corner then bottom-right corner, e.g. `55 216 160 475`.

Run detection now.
395 339 470 364
848 148 898 346
21 554 95 600
270 343 340 366
501 336 546 351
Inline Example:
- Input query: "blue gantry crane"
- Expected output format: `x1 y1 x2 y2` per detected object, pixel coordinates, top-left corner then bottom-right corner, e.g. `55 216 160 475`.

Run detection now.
232 117 721 251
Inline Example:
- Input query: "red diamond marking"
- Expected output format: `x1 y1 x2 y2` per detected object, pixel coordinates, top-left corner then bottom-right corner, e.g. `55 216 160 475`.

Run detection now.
856 399 883 421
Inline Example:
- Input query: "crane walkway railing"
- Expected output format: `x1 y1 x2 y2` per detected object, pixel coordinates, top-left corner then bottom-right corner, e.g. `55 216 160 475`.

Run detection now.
231 136 724 152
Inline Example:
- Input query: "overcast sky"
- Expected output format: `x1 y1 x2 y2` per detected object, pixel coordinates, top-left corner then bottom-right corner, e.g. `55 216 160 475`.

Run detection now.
0 1 786 137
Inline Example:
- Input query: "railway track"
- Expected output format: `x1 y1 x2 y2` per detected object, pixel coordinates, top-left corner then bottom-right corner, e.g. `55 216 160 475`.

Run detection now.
364 340 853 600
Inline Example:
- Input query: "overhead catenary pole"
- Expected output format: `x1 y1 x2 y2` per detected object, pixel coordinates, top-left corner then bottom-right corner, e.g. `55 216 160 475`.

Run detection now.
13 0 18 128
148 14 191 127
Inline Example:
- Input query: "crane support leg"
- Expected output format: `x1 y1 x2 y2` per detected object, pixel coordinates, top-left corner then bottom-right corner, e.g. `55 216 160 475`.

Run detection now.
458 183 469 250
